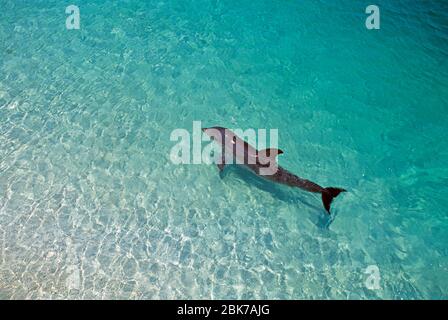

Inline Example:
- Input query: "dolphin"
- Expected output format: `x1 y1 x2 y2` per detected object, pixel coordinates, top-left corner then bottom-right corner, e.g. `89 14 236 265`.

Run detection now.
202 126 346 214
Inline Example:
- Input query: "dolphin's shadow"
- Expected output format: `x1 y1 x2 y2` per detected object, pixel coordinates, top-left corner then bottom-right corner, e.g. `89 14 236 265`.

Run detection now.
219 165 334 228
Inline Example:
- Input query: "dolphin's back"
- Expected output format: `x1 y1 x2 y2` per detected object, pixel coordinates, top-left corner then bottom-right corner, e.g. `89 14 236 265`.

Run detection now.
203 127 260 165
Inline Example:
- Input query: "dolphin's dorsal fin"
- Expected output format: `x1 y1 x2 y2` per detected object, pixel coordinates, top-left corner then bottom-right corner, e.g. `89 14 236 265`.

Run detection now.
257 148 284 158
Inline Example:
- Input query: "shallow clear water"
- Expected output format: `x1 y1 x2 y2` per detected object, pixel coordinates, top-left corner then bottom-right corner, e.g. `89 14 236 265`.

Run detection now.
0 0 447 299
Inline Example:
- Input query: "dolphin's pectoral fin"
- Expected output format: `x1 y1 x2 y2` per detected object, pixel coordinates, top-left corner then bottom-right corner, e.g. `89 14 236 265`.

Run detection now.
216 154 227 172
218 165 226 179
217 162 228 179
258 148 284 158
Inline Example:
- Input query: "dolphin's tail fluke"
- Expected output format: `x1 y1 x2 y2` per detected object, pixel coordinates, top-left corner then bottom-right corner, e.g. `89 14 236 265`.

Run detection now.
322 187 346 214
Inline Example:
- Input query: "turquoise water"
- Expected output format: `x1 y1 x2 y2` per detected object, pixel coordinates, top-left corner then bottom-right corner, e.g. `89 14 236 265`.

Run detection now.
0 0 447 299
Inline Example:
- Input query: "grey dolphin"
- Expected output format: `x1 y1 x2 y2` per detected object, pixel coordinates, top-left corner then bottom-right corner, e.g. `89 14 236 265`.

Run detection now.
202 126 346 214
